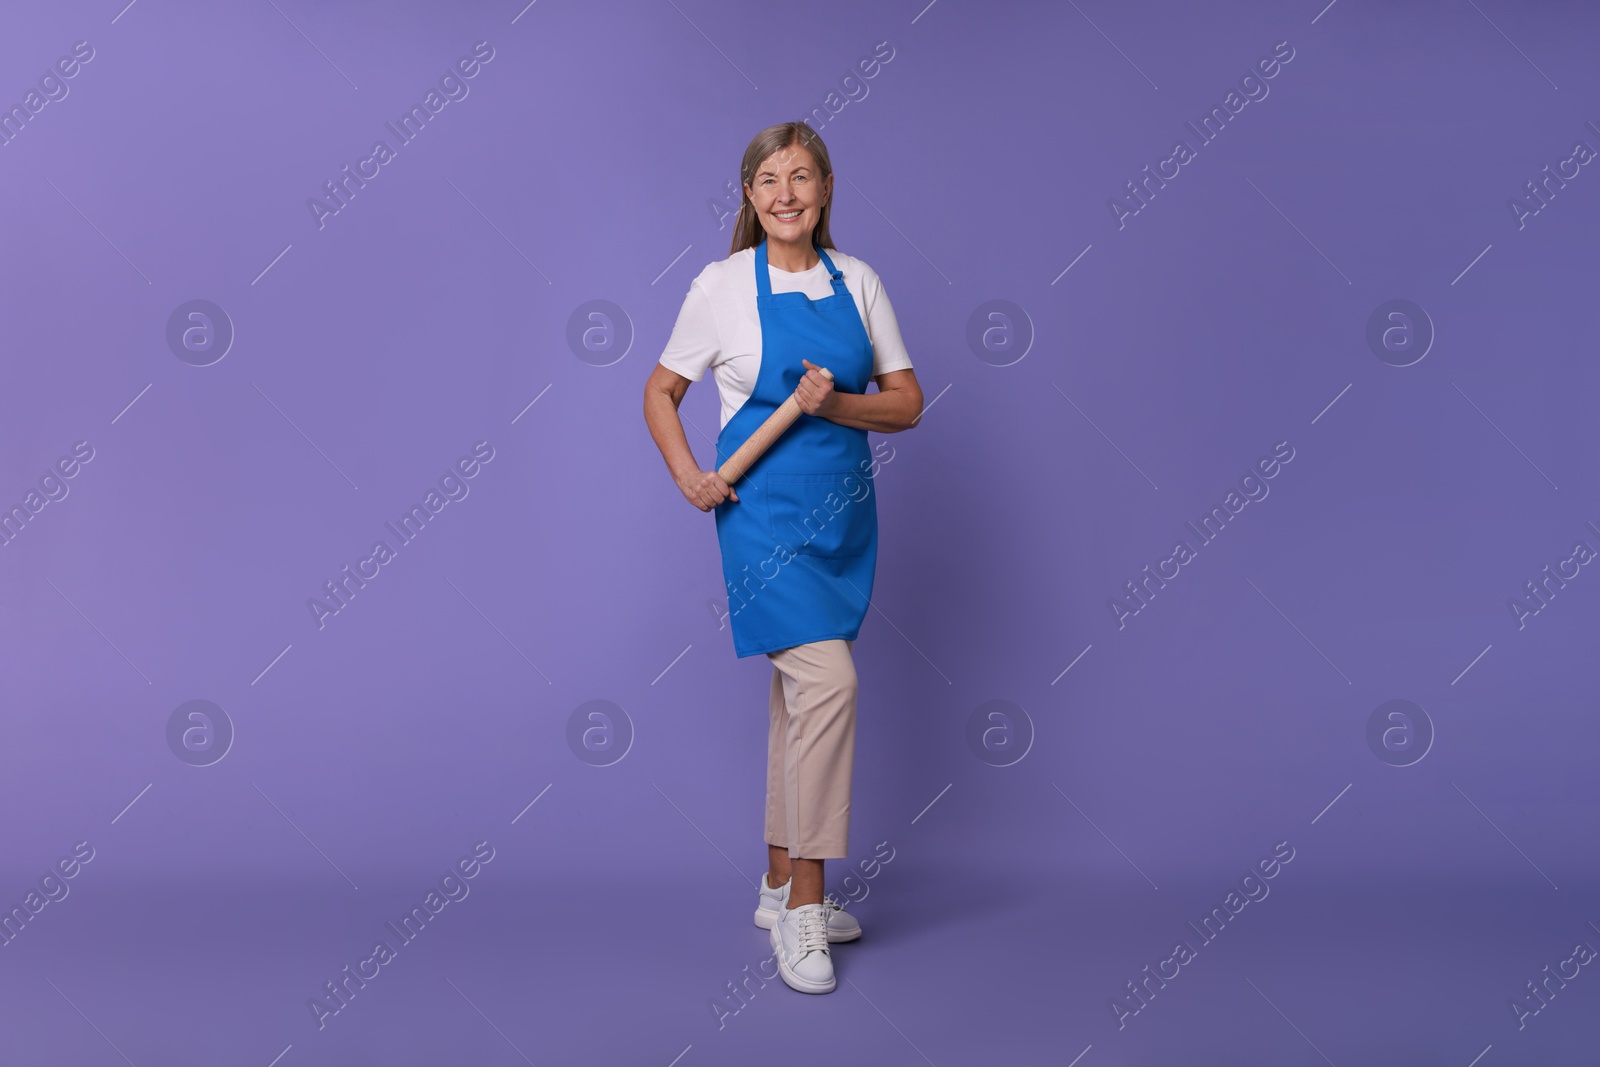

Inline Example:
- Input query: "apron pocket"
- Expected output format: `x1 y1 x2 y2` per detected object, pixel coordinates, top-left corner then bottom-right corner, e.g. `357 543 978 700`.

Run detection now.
767 471 873 559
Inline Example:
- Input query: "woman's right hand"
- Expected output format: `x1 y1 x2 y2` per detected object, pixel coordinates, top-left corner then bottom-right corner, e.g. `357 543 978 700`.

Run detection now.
678 468 739 511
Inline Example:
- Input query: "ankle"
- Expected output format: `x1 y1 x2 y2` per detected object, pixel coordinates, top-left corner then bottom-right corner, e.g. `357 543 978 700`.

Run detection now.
766 872 790 890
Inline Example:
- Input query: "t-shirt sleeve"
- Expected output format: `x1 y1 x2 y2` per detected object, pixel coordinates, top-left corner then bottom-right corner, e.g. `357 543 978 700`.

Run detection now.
861 265 914 377
657 278 719 382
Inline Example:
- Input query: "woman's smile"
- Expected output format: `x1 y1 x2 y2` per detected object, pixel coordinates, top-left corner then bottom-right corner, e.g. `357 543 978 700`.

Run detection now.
743 142 835 270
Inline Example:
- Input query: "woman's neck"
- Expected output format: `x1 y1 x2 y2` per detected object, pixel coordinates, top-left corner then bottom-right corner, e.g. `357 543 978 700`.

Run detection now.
764 236 820 274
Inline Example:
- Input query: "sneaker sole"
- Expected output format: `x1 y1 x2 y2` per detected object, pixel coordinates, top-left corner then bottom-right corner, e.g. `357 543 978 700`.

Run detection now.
754 906 862 942
768 924 836 994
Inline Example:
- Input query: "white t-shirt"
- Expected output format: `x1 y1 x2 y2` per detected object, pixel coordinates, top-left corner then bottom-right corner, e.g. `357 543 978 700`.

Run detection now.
657 246 914 429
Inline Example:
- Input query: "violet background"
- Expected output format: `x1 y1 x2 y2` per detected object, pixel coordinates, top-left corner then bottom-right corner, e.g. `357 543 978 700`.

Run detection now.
3 0 1599 1063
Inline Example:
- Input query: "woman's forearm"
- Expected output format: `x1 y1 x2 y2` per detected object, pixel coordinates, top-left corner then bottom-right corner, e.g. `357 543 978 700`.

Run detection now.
643 389 702 481
820 388 920 433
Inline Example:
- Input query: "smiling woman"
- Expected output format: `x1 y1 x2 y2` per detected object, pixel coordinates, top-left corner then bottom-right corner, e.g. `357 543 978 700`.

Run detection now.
643 120 924 998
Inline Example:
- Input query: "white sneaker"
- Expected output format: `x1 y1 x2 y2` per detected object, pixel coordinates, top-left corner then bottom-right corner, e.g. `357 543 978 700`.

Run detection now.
753 874 863 942
770 902 835 994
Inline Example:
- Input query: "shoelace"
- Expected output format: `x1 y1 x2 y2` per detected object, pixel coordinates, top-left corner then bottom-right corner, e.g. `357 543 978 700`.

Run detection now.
792 906 829 954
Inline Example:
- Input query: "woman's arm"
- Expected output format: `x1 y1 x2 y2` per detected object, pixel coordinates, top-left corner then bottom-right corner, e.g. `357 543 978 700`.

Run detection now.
798 364 924 433
643 363 740 510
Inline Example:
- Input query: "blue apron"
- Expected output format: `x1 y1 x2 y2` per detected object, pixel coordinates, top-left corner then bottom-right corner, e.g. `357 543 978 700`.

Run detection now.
714 238 878 658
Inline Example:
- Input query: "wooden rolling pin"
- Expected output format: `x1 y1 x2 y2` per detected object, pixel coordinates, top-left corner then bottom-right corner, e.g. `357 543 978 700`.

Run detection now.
717 366 833 487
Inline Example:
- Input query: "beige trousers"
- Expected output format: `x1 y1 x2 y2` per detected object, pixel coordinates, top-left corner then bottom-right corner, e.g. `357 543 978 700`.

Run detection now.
764 638 858 859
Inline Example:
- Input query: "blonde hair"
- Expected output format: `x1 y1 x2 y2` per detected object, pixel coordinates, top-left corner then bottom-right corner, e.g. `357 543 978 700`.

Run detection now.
729 122 836 255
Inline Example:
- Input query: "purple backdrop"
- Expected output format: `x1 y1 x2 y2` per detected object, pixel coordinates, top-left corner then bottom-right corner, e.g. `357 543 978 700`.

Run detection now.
4 0 1599 1063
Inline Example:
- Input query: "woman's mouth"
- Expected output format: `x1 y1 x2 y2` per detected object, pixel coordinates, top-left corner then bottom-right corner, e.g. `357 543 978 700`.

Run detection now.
774 210 803 221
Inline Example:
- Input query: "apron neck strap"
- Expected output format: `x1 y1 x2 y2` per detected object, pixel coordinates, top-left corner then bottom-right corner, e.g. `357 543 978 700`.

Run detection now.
815 244 843 283
755 239 843 299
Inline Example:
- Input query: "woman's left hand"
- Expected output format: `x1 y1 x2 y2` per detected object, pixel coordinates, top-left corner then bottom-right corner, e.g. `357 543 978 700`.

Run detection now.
796 359 837 417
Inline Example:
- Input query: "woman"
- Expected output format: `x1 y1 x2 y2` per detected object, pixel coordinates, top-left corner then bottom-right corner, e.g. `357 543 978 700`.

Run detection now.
643 122 923 994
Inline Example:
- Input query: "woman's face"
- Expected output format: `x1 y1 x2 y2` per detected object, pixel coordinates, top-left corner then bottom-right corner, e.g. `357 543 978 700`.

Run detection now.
744 143 831 247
